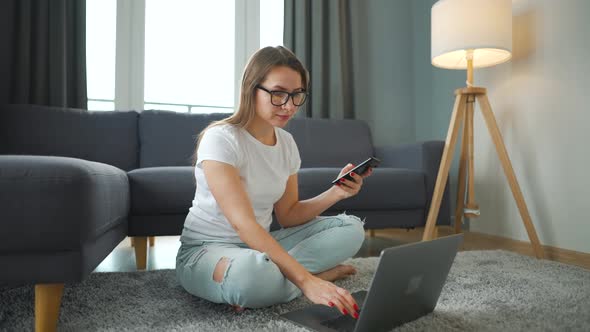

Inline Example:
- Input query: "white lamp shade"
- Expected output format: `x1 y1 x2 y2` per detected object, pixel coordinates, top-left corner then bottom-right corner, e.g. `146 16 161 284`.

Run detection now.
431 0 512 69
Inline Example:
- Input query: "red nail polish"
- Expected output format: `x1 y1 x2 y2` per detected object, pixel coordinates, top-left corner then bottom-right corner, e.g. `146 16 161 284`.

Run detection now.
354 304 359 311
340 178 345 183
351 172 356 177
328 301 334 307
354 312 359 319
342 309 348 315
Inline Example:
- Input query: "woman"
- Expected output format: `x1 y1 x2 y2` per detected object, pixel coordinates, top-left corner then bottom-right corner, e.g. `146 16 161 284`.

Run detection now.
176 46 373 319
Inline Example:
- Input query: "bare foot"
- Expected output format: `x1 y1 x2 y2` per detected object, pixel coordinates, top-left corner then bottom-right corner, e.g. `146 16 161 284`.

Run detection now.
231 305 245 313
314 264 357 282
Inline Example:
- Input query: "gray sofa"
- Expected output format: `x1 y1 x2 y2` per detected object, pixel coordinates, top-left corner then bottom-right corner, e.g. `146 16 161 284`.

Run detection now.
0 104 450 329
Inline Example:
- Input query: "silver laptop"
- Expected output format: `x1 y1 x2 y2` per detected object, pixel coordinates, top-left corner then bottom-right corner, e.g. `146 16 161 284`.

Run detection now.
280 234 463 332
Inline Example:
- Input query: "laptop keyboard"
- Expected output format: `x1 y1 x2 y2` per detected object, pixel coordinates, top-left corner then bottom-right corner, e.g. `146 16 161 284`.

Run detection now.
319 313 359 332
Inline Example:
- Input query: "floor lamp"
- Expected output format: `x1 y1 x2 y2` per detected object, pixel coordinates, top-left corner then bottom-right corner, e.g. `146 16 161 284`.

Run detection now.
422 0 544 259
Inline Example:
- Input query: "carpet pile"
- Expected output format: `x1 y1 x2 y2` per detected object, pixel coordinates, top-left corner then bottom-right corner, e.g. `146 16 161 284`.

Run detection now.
1 250 589 331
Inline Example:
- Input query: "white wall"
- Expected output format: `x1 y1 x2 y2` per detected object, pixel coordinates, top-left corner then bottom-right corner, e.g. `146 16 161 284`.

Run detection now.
356 0 589 254
464 0 590 254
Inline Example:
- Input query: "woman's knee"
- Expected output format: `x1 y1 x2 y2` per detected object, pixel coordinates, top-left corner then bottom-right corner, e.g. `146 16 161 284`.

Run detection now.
220 251 297 308
338 213 366 246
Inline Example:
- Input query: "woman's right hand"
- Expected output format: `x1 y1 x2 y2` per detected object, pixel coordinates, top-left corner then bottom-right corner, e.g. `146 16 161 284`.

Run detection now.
300 275 359 319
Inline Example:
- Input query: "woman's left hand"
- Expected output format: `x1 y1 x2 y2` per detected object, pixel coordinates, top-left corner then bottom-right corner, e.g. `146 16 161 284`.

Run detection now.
332 163 373 199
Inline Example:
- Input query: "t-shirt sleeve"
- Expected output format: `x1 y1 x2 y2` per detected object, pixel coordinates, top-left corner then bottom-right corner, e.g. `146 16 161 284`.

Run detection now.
289 134 301 175
196 126 239 168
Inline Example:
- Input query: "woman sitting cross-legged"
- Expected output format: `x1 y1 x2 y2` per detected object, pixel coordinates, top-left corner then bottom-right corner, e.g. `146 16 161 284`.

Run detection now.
175 46 374 320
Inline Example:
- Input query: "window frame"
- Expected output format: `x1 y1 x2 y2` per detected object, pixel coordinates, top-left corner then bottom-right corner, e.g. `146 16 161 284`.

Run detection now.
88 0 267 112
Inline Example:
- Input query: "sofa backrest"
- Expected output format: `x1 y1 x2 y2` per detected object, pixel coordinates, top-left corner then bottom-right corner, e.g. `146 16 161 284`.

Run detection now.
0 105 375 170
285 118 374 167
138 110 374 168
138 110 228 167
0 104 139 171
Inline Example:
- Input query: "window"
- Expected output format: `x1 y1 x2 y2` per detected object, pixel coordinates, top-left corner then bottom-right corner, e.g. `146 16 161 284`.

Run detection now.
144 0 234 113
259 0 284 49
86 0 284 112
86 0 116 111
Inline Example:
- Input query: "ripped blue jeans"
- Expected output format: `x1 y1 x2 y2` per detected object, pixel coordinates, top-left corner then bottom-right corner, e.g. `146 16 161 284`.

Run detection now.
175 213 366 308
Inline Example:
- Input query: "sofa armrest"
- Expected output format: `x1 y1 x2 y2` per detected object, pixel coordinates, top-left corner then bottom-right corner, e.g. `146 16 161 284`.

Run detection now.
374 141 451 226
0 155 129 253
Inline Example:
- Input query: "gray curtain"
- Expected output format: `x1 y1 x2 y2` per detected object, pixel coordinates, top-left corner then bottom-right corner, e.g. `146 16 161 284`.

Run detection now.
0 0 87 109
284 0 355 119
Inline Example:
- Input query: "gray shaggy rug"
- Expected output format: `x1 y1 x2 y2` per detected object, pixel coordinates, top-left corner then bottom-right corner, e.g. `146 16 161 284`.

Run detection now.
1 250 589 331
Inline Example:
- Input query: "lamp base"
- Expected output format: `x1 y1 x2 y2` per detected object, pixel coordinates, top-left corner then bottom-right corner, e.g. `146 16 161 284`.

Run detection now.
422 86 545 259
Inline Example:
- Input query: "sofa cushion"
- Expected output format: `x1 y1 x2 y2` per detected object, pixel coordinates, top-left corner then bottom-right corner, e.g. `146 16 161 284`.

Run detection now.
128 166 195 215
0 155 129 252
285 118 374 168
0 104 139 171
128 166 425 216
297 168 426 210
138 110 228 167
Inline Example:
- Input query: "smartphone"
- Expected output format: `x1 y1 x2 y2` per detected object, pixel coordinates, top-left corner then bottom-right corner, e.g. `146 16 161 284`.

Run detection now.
331 157 381 185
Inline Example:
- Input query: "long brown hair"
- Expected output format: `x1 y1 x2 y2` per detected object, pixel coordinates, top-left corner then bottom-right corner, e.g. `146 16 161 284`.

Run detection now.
191 46 309 166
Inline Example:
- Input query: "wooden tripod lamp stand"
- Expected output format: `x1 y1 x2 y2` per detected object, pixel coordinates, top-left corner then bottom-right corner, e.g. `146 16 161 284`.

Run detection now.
422 0 544 259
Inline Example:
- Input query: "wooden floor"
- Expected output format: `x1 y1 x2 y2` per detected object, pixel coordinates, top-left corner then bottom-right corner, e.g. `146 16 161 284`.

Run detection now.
377 227 590 270
94 226 590 273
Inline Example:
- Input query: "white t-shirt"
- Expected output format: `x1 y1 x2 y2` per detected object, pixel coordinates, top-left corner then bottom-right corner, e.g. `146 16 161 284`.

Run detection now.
181 123 301 243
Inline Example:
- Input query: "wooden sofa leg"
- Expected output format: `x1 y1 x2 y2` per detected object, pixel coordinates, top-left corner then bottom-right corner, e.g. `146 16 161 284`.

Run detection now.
433 226 439 239
369 229 375 237
149 236 155 247
133 236 148 270
35 283 64 332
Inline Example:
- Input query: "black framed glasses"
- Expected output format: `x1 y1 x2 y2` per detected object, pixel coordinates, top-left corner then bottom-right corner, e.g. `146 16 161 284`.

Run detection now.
256 85 309 107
